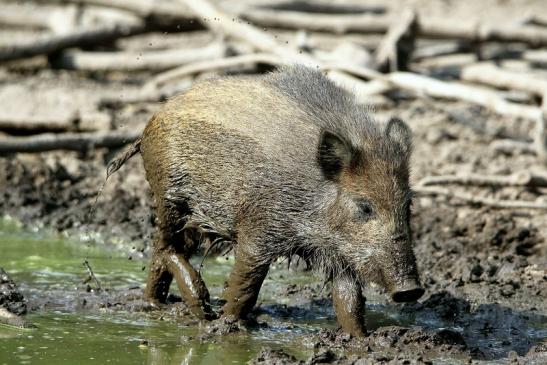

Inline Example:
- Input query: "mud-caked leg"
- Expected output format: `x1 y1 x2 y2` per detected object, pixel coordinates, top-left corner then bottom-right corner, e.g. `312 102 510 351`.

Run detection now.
332 275 366 337
167 251 216 320
144 242 173 304
144 199 214 319
221 247 270 321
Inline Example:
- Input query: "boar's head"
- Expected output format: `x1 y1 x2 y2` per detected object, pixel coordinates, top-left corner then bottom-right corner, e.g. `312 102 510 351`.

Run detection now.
318 117 423 303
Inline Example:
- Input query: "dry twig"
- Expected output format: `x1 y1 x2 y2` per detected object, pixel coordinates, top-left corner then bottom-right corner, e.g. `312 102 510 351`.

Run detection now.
148 53 285 88
523 50 547 67
0 131 141 154
387 72 542 121
490 139 537 155
236 7 547 46
374 9 417 71
534 97 547 161
461 63 547 96
0 23 146 62
177 0 318 66
418 171 547 188
52 42 227 71
415 186 547 209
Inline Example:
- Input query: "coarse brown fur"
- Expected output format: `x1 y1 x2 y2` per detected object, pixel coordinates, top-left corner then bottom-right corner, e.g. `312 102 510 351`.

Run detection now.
108 66 423 335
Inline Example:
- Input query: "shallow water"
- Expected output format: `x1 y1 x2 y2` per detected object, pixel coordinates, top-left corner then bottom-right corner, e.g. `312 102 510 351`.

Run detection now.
0 220 333 364
1 219 545 364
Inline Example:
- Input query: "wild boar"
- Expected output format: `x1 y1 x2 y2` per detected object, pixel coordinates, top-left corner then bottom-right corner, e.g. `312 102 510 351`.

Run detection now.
108 66 424 336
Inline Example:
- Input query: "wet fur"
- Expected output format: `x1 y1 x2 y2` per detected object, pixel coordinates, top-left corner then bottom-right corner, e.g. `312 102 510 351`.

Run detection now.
111 66 416 308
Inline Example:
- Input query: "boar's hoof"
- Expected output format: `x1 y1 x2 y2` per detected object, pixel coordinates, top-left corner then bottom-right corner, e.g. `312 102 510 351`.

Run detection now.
392 283 424 303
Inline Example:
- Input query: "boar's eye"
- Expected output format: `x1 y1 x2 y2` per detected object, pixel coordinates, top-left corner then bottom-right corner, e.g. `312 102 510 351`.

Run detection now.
355 198 374 221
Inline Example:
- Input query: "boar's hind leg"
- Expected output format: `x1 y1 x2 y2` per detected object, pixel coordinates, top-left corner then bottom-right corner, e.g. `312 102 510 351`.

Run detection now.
144 241 173 304
221 246 270 321
144 199 215 320
332 275 366 337
166 251 216 320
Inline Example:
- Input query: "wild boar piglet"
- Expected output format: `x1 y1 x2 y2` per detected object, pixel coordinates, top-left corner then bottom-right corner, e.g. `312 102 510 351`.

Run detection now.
108 65 424 336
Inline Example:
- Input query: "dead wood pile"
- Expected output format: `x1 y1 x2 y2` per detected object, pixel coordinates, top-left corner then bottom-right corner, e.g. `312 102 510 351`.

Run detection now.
1 0 546 210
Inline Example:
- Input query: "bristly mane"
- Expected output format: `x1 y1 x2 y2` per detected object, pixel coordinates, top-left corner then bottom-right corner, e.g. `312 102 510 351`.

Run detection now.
266 65 409 163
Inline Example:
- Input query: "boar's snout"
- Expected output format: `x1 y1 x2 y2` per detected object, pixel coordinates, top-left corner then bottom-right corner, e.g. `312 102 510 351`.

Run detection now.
391 279 424 303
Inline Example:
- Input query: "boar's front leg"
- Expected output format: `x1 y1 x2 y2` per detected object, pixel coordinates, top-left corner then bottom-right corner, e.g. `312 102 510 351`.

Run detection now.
221 246 270 321
332 275 366 337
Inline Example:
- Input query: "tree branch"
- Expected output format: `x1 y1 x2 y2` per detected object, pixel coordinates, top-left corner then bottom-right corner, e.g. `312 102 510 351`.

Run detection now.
0 131 141 154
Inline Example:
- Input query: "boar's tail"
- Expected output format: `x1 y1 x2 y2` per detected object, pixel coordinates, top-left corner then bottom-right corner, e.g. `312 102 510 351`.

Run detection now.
106 137 141 179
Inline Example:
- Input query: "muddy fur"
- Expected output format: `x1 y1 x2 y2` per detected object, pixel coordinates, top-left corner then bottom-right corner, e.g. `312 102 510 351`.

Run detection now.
110 66 422 331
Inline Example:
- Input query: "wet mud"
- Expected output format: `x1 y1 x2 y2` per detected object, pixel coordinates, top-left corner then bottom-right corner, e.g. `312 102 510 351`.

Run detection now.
1 106 546 363
0 77 546 363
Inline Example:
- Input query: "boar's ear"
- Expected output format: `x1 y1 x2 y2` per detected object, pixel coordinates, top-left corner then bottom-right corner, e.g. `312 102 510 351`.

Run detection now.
385 117 412 156
317 130 354 181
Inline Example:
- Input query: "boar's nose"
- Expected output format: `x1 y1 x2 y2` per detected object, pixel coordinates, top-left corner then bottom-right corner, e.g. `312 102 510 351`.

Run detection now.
391 279 424 303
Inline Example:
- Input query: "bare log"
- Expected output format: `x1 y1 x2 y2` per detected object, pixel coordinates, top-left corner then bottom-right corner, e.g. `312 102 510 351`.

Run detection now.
177 0 318 66
326 71 392 103
0 114 79 133
461 63 547 96
415 186 547 209
259 1 386 15
524 50 547 68
413 53 477 70
534 97 547 161
521 14 547 28
373 9 417 72
418 171 547 188
0 23 147 62
412 41 472 61
0 4 54 30
55 0 191 19
238 8 392 34
148 53 285 88
236 7 547 46
0 131 141 154
386 72 542 121
52 42 227 71
491 139 536 155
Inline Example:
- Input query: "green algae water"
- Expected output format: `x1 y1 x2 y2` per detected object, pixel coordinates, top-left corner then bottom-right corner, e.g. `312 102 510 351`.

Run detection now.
2 219 545 364
0 219 334 365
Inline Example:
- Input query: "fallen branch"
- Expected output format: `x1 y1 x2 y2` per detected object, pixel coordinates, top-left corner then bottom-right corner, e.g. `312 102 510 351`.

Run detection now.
0 114 79 133
177 0 318 66
55 0 192 20
461 62 547 96
522 14 547 27
413 53 477 71
0 5 55 30
373 9 417 71
236 7 547 46
0 23 147 62
147 53 284 88
238 8 393 34
51 42 227 71
523 50 547 67
415 186 547 209
412 41 472 61
418 171 547 188
534 97 547 161
264 1 386 14
325 71 392 103
386 72 542 121
83 259 102 292
0 131 141 154
490 139 536 155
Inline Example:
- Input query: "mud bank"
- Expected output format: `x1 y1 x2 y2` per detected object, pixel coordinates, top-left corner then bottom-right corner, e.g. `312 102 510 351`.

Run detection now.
1 97 546 363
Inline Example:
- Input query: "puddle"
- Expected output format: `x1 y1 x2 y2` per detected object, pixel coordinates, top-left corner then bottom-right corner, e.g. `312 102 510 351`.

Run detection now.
0 219 545 364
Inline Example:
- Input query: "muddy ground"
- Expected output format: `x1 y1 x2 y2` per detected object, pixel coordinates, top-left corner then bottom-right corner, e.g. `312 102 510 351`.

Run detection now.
2 97 546 363
1 0 547 363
